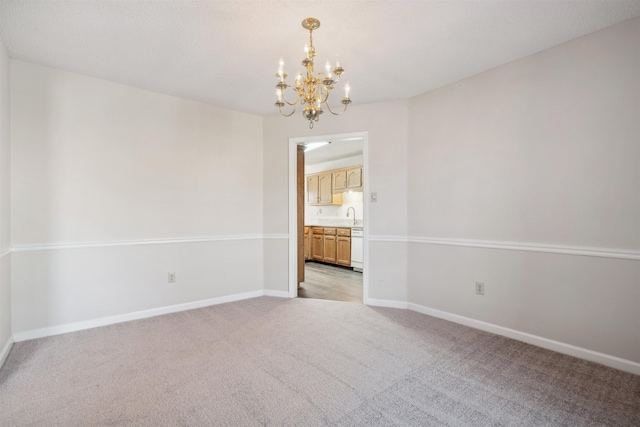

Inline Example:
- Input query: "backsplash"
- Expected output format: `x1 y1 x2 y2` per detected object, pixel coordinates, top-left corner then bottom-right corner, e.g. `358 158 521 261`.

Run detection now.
305 191 363 226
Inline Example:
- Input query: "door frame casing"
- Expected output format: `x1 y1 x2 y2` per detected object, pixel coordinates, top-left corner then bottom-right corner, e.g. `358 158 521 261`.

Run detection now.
287 131 370 302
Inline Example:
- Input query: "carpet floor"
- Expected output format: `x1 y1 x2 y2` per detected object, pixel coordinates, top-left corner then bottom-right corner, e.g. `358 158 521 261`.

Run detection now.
0 297 638 426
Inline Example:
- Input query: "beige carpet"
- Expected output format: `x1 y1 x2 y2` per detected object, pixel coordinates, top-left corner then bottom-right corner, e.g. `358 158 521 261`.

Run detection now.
1 296 638 426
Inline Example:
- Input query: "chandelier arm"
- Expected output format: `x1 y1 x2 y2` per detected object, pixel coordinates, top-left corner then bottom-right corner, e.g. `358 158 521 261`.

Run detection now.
283 91 300 106
278 104 297 117
324 100 349 116
318 86 331 104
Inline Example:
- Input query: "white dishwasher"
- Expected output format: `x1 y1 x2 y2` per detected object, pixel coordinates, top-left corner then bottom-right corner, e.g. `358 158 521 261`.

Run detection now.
351 227 363 272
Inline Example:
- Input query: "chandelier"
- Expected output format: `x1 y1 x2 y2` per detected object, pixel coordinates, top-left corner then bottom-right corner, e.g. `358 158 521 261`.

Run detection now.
275 17 352 129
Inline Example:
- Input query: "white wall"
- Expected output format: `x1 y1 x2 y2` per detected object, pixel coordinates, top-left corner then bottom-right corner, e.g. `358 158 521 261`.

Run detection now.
407 18 640 364
0 34 11 363
10 61 264 334
263 100 409 302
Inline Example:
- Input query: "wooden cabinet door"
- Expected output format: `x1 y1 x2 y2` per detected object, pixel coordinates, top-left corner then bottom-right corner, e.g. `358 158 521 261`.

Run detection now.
336 236 351 266
307 175 319 205
318 173 333 204
323 235 337 263
304 227 311 260
311 229 324 260
333 170 347 191
346 167 362 188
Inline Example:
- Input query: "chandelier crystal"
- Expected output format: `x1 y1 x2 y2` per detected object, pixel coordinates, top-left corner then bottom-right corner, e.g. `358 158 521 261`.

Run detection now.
275 17 352 129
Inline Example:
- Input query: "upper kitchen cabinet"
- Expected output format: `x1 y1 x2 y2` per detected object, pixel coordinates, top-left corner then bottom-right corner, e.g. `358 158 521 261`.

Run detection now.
307 174 319 204
333 169 347 191
307 165 362 206
333 166 362 191
307 172 341 205
318 173 333 204
346 167 362 189
333 166 362 192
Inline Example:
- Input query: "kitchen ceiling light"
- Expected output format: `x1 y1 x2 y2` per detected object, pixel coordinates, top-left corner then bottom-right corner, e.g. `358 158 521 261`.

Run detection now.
275 17 352 129
303 141 331 152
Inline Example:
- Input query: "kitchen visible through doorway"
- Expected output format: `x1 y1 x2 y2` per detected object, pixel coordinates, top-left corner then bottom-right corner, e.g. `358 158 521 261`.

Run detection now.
299 136 364 303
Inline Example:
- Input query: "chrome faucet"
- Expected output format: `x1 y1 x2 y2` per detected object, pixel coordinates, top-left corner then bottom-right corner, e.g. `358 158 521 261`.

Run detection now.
346 207 356 225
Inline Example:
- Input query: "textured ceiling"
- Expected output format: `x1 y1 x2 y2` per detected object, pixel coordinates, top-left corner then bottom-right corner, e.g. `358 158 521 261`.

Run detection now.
0 1 639 117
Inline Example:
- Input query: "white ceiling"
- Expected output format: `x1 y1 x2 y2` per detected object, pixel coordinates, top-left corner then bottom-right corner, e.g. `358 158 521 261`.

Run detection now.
305 137 364 165
0 1 639 117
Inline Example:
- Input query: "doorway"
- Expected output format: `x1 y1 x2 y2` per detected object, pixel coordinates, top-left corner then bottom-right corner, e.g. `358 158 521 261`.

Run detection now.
287 132 369 303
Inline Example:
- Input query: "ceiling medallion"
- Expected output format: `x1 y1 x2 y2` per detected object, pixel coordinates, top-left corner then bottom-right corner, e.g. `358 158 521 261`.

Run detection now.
275 17 352 129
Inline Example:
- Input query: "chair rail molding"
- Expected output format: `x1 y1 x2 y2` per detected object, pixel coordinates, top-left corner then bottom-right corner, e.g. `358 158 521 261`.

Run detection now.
367 235 639 260
11 234 288 253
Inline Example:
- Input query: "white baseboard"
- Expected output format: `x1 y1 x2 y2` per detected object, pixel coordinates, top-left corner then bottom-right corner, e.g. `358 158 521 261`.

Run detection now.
365 298 408 309
407 302 640 376
0 335 13 368
12 290 266 342
263 290 290 298
11 289 638 376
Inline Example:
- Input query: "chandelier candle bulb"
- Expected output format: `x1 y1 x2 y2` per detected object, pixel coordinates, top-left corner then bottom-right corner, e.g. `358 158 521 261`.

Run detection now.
345 82 350 98
278 57 285 81
274 17 353 128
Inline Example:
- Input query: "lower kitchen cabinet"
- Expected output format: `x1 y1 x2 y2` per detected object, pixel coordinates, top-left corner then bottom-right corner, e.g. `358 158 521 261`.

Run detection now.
304 227 311 260
336 236 351 266
311 227 324 261
306 226 351 267
323 228 337 263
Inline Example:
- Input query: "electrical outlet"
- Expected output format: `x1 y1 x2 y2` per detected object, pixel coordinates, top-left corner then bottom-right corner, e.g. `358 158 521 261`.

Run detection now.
475 282 484 295
168 272 176 283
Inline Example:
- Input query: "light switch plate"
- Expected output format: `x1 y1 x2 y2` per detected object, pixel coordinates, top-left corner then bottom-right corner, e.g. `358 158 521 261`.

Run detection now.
371 192 378 202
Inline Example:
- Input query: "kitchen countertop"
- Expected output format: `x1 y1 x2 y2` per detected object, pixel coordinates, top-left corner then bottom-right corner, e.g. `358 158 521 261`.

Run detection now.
305 224 363 229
